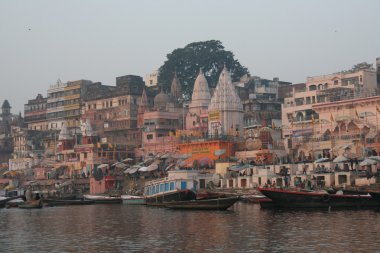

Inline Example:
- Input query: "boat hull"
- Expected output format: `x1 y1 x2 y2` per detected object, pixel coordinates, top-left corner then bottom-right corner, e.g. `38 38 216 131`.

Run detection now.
164 196 239 210
369 191 380 202
43 199 95 206
83 195 122 204
0 195 24 208
259 188 380 209
121 195 145 205
145 189 196 206
18 200 43 209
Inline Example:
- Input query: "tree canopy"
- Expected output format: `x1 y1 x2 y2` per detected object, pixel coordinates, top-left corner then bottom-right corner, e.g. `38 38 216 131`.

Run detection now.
158 40 249 100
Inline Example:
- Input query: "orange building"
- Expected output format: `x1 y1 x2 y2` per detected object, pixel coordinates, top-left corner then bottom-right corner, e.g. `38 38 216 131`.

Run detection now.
178 139 239 167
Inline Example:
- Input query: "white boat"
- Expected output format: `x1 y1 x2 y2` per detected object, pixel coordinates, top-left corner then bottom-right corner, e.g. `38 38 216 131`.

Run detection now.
121 195 145 205
83 194 122 204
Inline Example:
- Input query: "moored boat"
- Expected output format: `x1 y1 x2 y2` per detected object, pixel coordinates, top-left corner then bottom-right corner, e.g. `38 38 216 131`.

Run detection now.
121 195 145 205
0 195 24 208
42 198 95 206
164 196 240 210
145 189 197 206
18 199 43 209
240 194 271 204
369 191 380 202
144 171 200 206
83 194 122 204
259 188 380 209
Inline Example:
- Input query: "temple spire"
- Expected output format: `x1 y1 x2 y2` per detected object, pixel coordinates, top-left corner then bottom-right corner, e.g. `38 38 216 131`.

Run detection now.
171 71 182 102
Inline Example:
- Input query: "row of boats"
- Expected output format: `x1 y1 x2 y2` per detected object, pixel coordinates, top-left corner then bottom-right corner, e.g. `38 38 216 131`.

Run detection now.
0 191 240 211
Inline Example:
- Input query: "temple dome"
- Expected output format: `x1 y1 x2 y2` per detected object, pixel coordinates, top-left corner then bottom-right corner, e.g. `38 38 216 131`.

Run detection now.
154 89 171 110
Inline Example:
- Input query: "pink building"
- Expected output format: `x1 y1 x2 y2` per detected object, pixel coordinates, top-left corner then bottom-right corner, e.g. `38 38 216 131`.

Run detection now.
282 66 378 161
139 74 184 158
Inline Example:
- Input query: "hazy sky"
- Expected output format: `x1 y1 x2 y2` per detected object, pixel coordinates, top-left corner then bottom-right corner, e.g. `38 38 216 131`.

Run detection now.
1 0 379 113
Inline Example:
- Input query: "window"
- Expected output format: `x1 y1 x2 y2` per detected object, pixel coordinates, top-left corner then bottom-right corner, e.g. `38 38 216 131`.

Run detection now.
147 134 153 140
169 182 174 190
159 184 164 192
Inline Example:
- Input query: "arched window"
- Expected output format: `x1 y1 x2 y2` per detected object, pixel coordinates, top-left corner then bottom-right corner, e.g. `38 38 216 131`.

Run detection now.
296 112 304 122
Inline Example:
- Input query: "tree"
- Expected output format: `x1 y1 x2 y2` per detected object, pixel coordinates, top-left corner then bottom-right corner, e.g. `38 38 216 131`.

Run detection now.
158 40 249 99
351 62 373 71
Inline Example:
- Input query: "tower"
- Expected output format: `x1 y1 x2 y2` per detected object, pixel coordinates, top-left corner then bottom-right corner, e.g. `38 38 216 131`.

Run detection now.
138 89 148 128
189 69 211 114
208 65 243 137
170 72 182 103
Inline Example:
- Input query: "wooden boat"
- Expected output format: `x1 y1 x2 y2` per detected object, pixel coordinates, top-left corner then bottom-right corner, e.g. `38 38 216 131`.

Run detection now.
369 191 380 202
83 194 122 204
121 195 145 205
259 188 380 209
164 196 240 210
144 176 198 206
0 195 24 208
18 199 43 209
240 194 271 204
145 189 197 206
196 191 227 200
42 198 95 206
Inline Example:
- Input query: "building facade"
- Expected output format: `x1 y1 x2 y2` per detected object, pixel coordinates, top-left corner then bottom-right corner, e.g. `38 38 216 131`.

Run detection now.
47 79 93 130
282 67 378 161
24 94 48 131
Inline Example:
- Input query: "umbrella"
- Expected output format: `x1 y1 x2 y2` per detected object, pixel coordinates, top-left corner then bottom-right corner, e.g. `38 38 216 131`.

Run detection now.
115 163 127 169
229 164 251 171
147 164 158 172
315 158 329 163
214 149 226 156
97 164 109 169
341 144 353 150
122 158 133 162
128 167 139 174
359 158 377 166
368 156 380 162
124 168 133 174
229 156 239 162
165 164 175 171
174 153 192 159
138 166 149 172
333 155 349 163
159 153 170 159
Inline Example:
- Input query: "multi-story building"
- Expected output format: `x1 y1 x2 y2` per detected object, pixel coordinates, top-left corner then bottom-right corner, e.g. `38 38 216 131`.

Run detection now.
144 70 158 87
0 100 13 163
47 79 92 130
282 67 377 161
24 94 48 131
82 75 146 150
235 75 291 128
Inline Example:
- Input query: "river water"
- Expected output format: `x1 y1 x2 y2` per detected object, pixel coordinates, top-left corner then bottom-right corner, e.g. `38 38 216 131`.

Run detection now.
1 203 380 253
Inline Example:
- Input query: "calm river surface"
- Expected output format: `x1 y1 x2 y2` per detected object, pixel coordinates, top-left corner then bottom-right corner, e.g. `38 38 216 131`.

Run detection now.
1 203 380 253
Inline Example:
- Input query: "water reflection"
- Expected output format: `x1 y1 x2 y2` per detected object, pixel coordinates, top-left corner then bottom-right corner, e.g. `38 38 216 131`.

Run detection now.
1 203 380 252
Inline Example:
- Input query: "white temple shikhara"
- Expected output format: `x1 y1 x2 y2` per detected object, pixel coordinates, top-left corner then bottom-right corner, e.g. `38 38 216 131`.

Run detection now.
208 65 243 137
189 69 211 115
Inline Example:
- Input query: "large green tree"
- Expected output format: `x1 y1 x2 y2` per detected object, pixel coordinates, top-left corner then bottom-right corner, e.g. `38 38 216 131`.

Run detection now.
158 40 249 100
